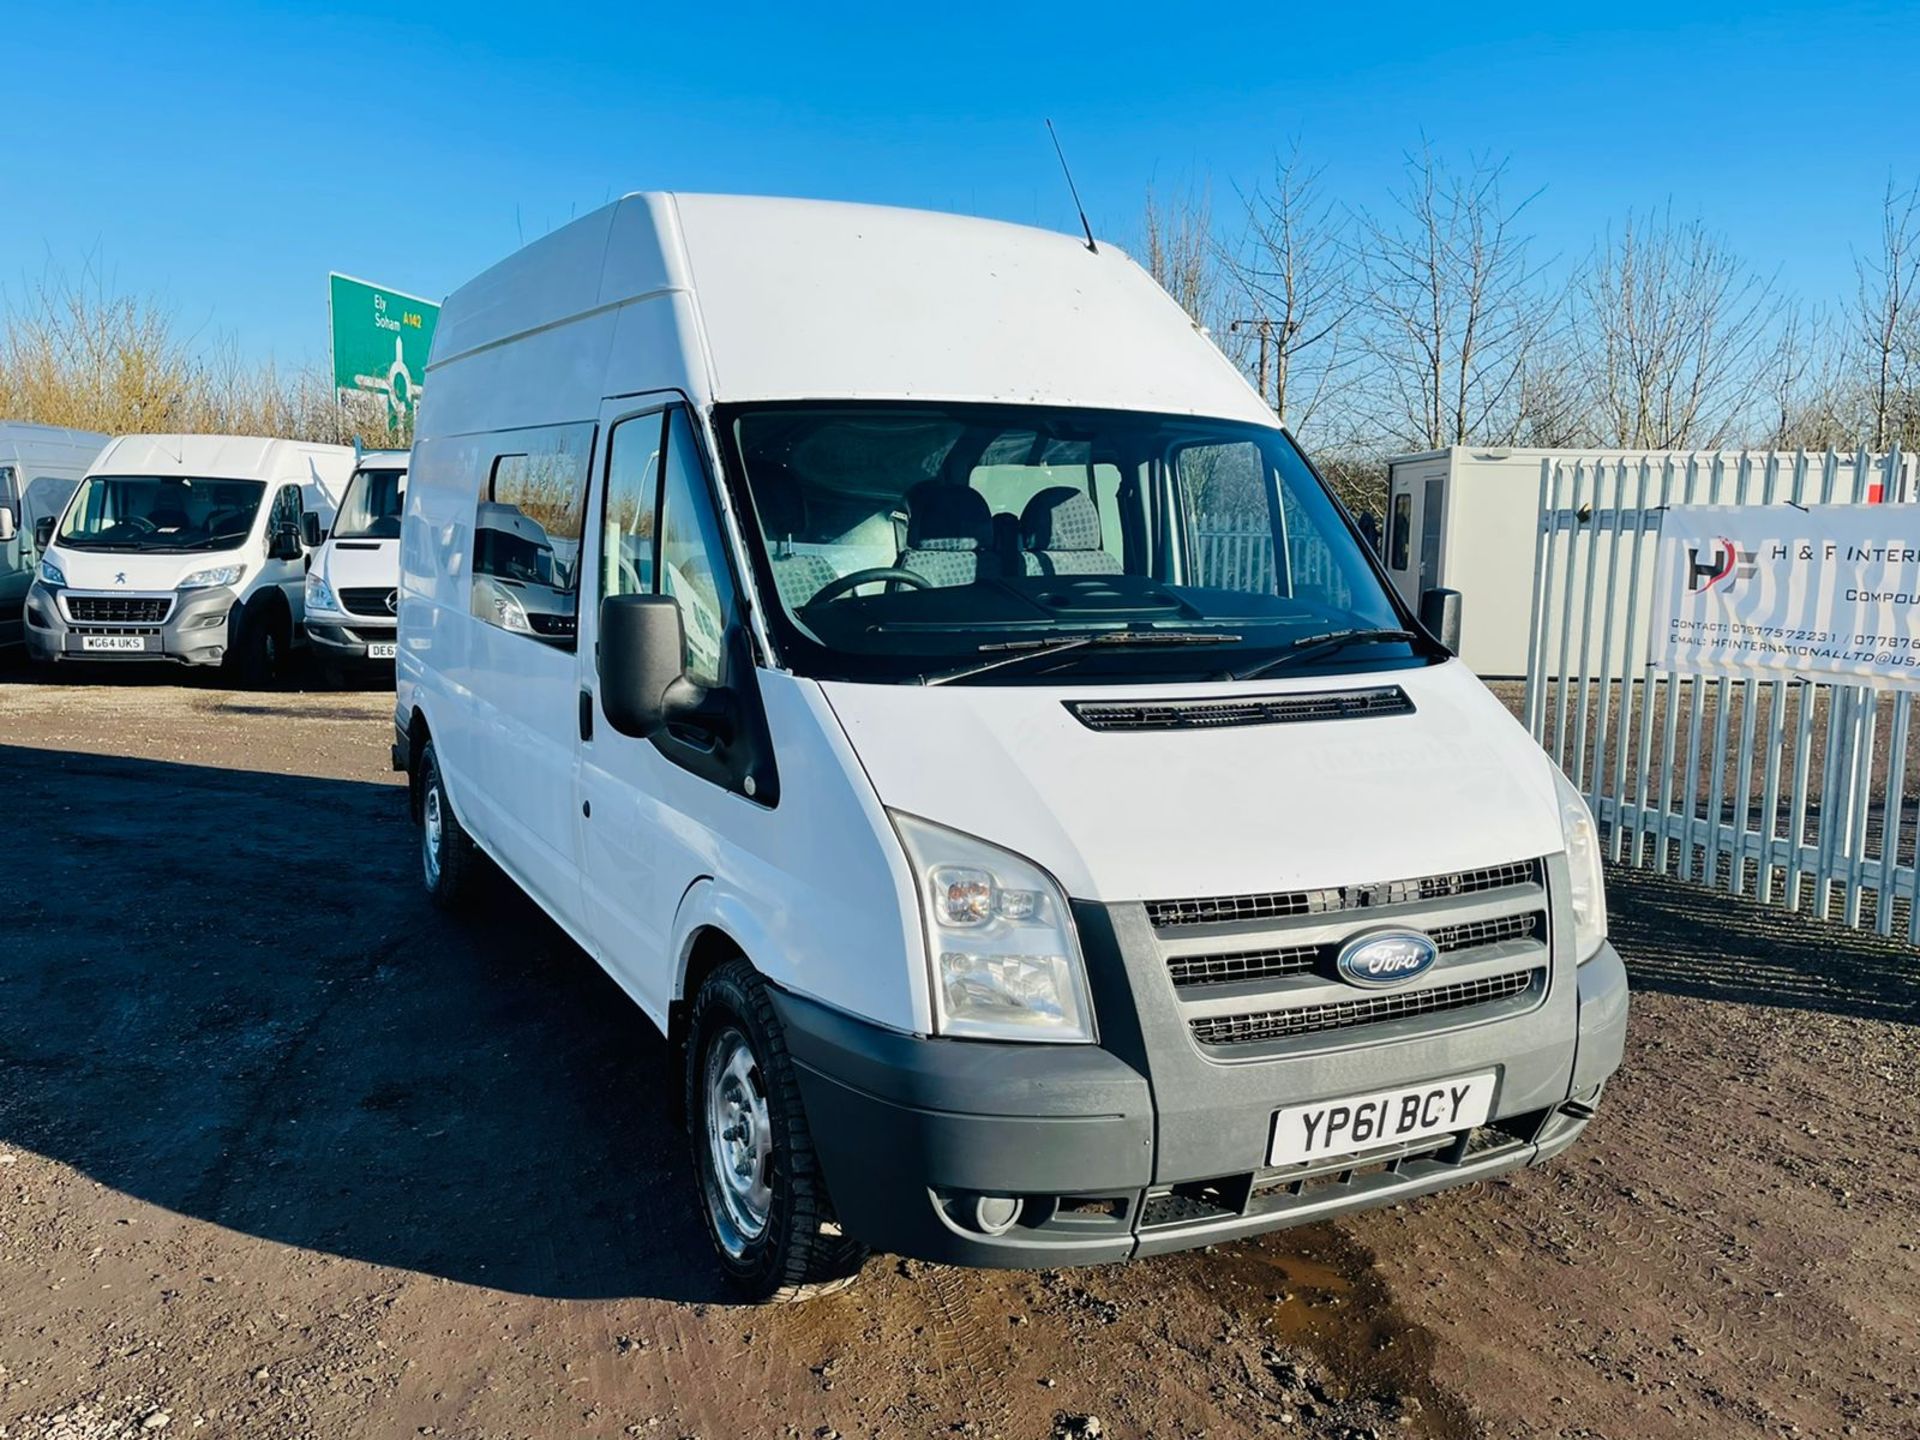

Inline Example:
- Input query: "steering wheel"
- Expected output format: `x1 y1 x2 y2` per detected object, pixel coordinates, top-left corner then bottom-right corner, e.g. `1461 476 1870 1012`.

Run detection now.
808 566 934 605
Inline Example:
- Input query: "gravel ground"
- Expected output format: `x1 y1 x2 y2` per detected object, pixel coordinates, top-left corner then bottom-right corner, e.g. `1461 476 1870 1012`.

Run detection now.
0 669 1914 1439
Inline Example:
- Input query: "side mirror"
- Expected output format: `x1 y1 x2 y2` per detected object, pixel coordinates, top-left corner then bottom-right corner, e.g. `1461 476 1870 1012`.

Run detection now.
33 516 54 550
598 593 734 740
0 506 15 544
268 525 304 561
1419 586 1463 656
300 512 325 548
599 594 698 738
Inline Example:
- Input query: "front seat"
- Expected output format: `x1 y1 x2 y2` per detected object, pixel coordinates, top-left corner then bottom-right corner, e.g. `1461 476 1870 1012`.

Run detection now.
1020 487 1120 575
898 481 995 586
755 478 838 610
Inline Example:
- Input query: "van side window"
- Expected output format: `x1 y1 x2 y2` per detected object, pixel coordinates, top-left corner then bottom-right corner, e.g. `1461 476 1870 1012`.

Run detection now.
657 409 734 687
471 422 594 647
601 412 663 600
1177 441 1279 594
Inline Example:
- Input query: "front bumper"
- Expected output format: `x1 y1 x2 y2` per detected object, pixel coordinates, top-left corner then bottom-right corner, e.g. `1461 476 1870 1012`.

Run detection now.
775 891 1628 1270
306 614 396 663
24 582 237 666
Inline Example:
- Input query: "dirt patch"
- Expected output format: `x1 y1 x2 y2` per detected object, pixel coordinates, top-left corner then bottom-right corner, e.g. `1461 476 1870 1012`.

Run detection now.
1 674 1915 1438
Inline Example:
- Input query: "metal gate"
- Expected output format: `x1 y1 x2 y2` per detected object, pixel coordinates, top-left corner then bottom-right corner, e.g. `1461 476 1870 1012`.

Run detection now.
1520 447 1920 940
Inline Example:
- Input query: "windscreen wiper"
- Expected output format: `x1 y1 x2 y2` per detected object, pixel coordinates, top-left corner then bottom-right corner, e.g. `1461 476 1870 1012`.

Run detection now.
1226 627 1419 682
923 630 1241 687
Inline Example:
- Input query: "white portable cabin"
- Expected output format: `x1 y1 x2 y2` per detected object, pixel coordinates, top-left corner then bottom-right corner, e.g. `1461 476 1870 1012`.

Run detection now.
1383 445 1920 678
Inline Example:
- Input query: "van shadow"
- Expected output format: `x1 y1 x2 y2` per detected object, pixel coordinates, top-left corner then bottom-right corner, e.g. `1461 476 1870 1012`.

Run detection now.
1608 864 1920 1024
0 743 729 1302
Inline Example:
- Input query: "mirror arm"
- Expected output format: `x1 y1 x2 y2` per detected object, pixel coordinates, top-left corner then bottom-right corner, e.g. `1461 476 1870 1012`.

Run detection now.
661 677 737 744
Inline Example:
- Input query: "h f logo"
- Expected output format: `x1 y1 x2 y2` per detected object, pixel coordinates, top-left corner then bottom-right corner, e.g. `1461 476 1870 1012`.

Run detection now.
1686 537 1754 594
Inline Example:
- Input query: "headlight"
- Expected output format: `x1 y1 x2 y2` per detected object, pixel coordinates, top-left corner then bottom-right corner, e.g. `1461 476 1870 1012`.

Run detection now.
491 590 532 633
891 811 1094 1043
305 572 338 613
179 564 244 591
36 554 66 588
1552 766 1608 962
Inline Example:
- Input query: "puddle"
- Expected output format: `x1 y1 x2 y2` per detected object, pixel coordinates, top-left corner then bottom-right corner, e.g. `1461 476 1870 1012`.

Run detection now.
1200 1222 1478 1439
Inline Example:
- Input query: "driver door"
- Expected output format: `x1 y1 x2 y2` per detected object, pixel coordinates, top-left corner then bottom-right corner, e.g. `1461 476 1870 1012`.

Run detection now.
574 400 684 1019
263 484 308 624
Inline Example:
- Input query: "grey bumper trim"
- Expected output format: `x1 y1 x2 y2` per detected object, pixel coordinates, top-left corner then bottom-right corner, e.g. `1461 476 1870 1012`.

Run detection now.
769 930 1627 1270
25 581 237 666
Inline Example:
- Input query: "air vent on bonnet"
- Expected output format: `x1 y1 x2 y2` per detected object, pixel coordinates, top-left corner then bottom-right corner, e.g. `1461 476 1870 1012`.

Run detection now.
1065 685 1414 733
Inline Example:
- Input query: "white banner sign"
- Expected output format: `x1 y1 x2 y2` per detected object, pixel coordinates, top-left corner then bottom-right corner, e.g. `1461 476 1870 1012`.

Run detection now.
1651 504 1920 686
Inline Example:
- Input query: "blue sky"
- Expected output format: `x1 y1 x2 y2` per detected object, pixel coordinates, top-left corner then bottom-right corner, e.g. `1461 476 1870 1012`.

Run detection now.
10 1 1918 368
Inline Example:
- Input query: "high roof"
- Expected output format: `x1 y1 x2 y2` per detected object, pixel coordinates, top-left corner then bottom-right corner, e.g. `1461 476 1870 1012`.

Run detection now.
429 192 1275 425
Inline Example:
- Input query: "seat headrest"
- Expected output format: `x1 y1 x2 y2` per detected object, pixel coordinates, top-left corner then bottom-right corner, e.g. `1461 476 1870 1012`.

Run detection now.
755 476 807 541
904 481 990 551
1020 487 1103 552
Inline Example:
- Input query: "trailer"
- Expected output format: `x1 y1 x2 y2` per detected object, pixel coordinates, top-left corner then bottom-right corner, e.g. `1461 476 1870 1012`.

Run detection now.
1383 445 1920 678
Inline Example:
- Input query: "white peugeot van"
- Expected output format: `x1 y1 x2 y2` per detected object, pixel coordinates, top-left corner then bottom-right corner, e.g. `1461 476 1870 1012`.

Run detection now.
396 194 1627 1300
302 449 409 680
26 434 354 682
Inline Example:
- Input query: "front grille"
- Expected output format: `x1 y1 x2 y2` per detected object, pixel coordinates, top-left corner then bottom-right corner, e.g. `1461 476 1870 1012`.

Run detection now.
1432 911 1540 953
66 595 170 625
1067 685 1413 733
1189 968 1540 1047
1146 859 1541 930
339 587 396 617
1167 943 1319 988
1167 910 1543 990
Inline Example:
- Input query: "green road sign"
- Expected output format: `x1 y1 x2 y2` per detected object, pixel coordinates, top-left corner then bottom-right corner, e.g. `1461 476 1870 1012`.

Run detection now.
329 273 440 423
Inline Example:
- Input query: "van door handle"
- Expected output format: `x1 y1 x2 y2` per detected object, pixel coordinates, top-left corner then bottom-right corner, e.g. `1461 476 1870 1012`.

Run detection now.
579 689 594 743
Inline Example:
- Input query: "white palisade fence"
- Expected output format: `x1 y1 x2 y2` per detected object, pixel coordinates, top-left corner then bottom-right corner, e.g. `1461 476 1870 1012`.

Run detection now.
1522 447 1920 939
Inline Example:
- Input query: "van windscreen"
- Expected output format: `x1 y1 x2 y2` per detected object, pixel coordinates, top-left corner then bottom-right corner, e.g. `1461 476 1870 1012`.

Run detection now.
333 467 407 540
56 475 267 553
718 401 1424 685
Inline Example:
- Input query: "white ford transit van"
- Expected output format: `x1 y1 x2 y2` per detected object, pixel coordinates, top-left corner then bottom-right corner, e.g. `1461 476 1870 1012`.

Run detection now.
303 449 409 678
26 434 354 682
397 194 1627 1300
0 422 108 654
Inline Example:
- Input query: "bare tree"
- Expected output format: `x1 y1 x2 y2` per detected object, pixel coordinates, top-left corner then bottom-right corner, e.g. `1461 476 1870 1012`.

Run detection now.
1513 340 1592 448
1142 184 1226 331
0 259 408 445
1573 207 1779 448
1355 148 1556 450
1854 178 1920 449
1224 146 1359 435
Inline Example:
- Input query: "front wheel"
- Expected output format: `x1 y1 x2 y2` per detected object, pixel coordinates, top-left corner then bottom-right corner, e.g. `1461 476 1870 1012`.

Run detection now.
223 601 285 689
417 739 483 910
686 958 867 1301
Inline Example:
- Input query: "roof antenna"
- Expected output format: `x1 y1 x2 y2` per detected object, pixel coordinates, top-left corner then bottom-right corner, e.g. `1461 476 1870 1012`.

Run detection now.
1046 119 1097 254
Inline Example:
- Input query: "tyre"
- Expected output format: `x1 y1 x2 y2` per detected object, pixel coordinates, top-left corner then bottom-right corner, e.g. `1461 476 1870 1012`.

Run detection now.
686 958 868 1301
224 601 284 688
417 739 483 909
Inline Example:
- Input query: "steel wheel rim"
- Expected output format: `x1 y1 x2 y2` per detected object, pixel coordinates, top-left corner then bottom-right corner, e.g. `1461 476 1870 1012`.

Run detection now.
422 776 443 887
702 1026 773 1256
